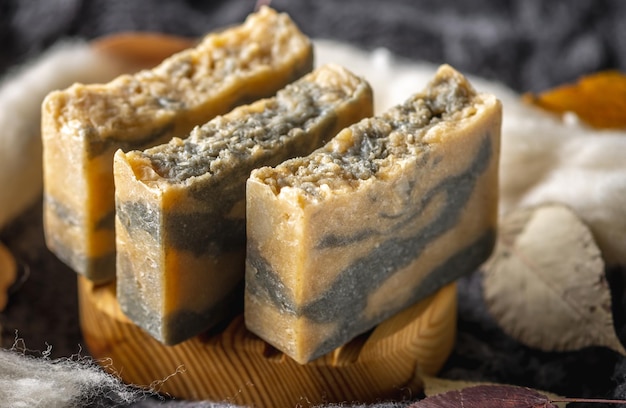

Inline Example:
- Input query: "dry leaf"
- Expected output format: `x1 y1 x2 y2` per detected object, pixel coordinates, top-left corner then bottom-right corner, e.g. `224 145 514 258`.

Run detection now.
483 203 626 355
524 70 626 129
420 375 566 408
91 33 196 70
409 385 556 408
499 70 626 267
409 384 626 408
421 375 489 397
0 242 17 311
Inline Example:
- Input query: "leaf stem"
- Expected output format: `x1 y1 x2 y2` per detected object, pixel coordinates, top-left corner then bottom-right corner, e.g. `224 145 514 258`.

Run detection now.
552 397 626 405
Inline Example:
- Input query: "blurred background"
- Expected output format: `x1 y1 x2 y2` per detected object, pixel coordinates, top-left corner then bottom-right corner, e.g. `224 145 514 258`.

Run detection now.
1 0 625 92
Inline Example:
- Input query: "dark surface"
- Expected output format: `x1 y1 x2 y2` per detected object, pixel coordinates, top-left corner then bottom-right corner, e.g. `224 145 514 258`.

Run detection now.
1 0 626 93
1 0 626 407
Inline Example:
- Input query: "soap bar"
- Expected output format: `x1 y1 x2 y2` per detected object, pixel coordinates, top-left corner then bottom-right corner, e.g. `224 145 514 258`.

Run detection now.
41 6 313 283
245 64 502 364
114 64 373 345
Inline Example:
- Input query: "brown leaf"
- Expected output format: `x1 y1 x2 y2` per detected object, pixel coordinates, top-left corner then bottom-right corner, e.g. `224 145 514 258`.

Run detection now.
91 33 196 70
410 384 626 407
421 375 489 397
408 384 557 408
420 375 566 408
483 203 626 355
0 242 16 311
524 70 626 129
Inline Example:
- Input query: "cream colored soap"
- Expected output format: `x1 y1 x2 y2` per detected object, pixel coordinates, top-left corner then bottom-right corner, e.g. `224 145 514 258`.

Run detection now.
41 7 313 283
245 64 502 364
114 64 373 345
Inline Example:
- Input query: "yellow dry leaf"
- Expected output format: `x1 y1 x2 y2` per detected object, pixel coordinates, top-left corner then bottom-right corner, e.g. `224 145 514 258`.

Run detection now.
92 33 196 70
0 242 16 311
483 203 626 355
524 70 626 129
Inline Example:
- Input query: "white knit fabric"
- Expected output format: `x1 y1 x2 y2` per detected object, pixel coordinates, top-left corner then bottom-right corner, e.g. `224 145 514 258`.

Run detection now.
0 344 142 407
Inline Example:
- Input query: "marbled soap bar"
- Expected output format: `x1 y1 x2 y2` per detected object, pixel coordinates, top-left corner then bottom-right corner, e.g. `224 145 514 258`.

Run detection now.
245 65 501 364
41 7 313 283
114 64 373 345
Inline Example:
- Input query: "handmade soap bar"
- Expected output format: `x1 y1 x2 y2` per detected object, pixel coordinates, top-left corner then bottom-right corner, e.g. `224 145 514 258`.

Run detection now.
245 64 502 364
114 64 373 345
41 6 313 283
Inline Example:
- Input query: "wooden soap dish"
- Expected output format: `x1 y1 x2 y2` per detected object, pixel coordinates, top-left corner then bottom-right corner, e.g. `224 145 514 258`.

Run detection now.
78 277 457 406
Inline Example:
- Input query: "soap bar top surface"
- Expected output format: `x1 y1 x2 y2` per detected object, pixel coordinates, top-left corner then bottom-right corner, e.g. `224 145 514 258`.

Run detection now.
129 64 371 184
245 64 502 364
253 65 489 196
46 6 312 146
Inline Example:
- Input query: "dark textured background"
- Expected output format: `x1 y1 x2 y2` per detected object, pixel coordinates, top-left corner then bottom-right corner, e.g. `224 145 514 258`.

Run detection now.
1 0 626 407
2 0 626 92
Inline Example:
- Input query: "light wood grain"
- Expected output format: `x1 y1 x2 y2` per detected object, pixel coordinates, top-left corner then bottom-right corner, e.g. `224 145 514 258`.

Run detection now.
78 277 457 406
